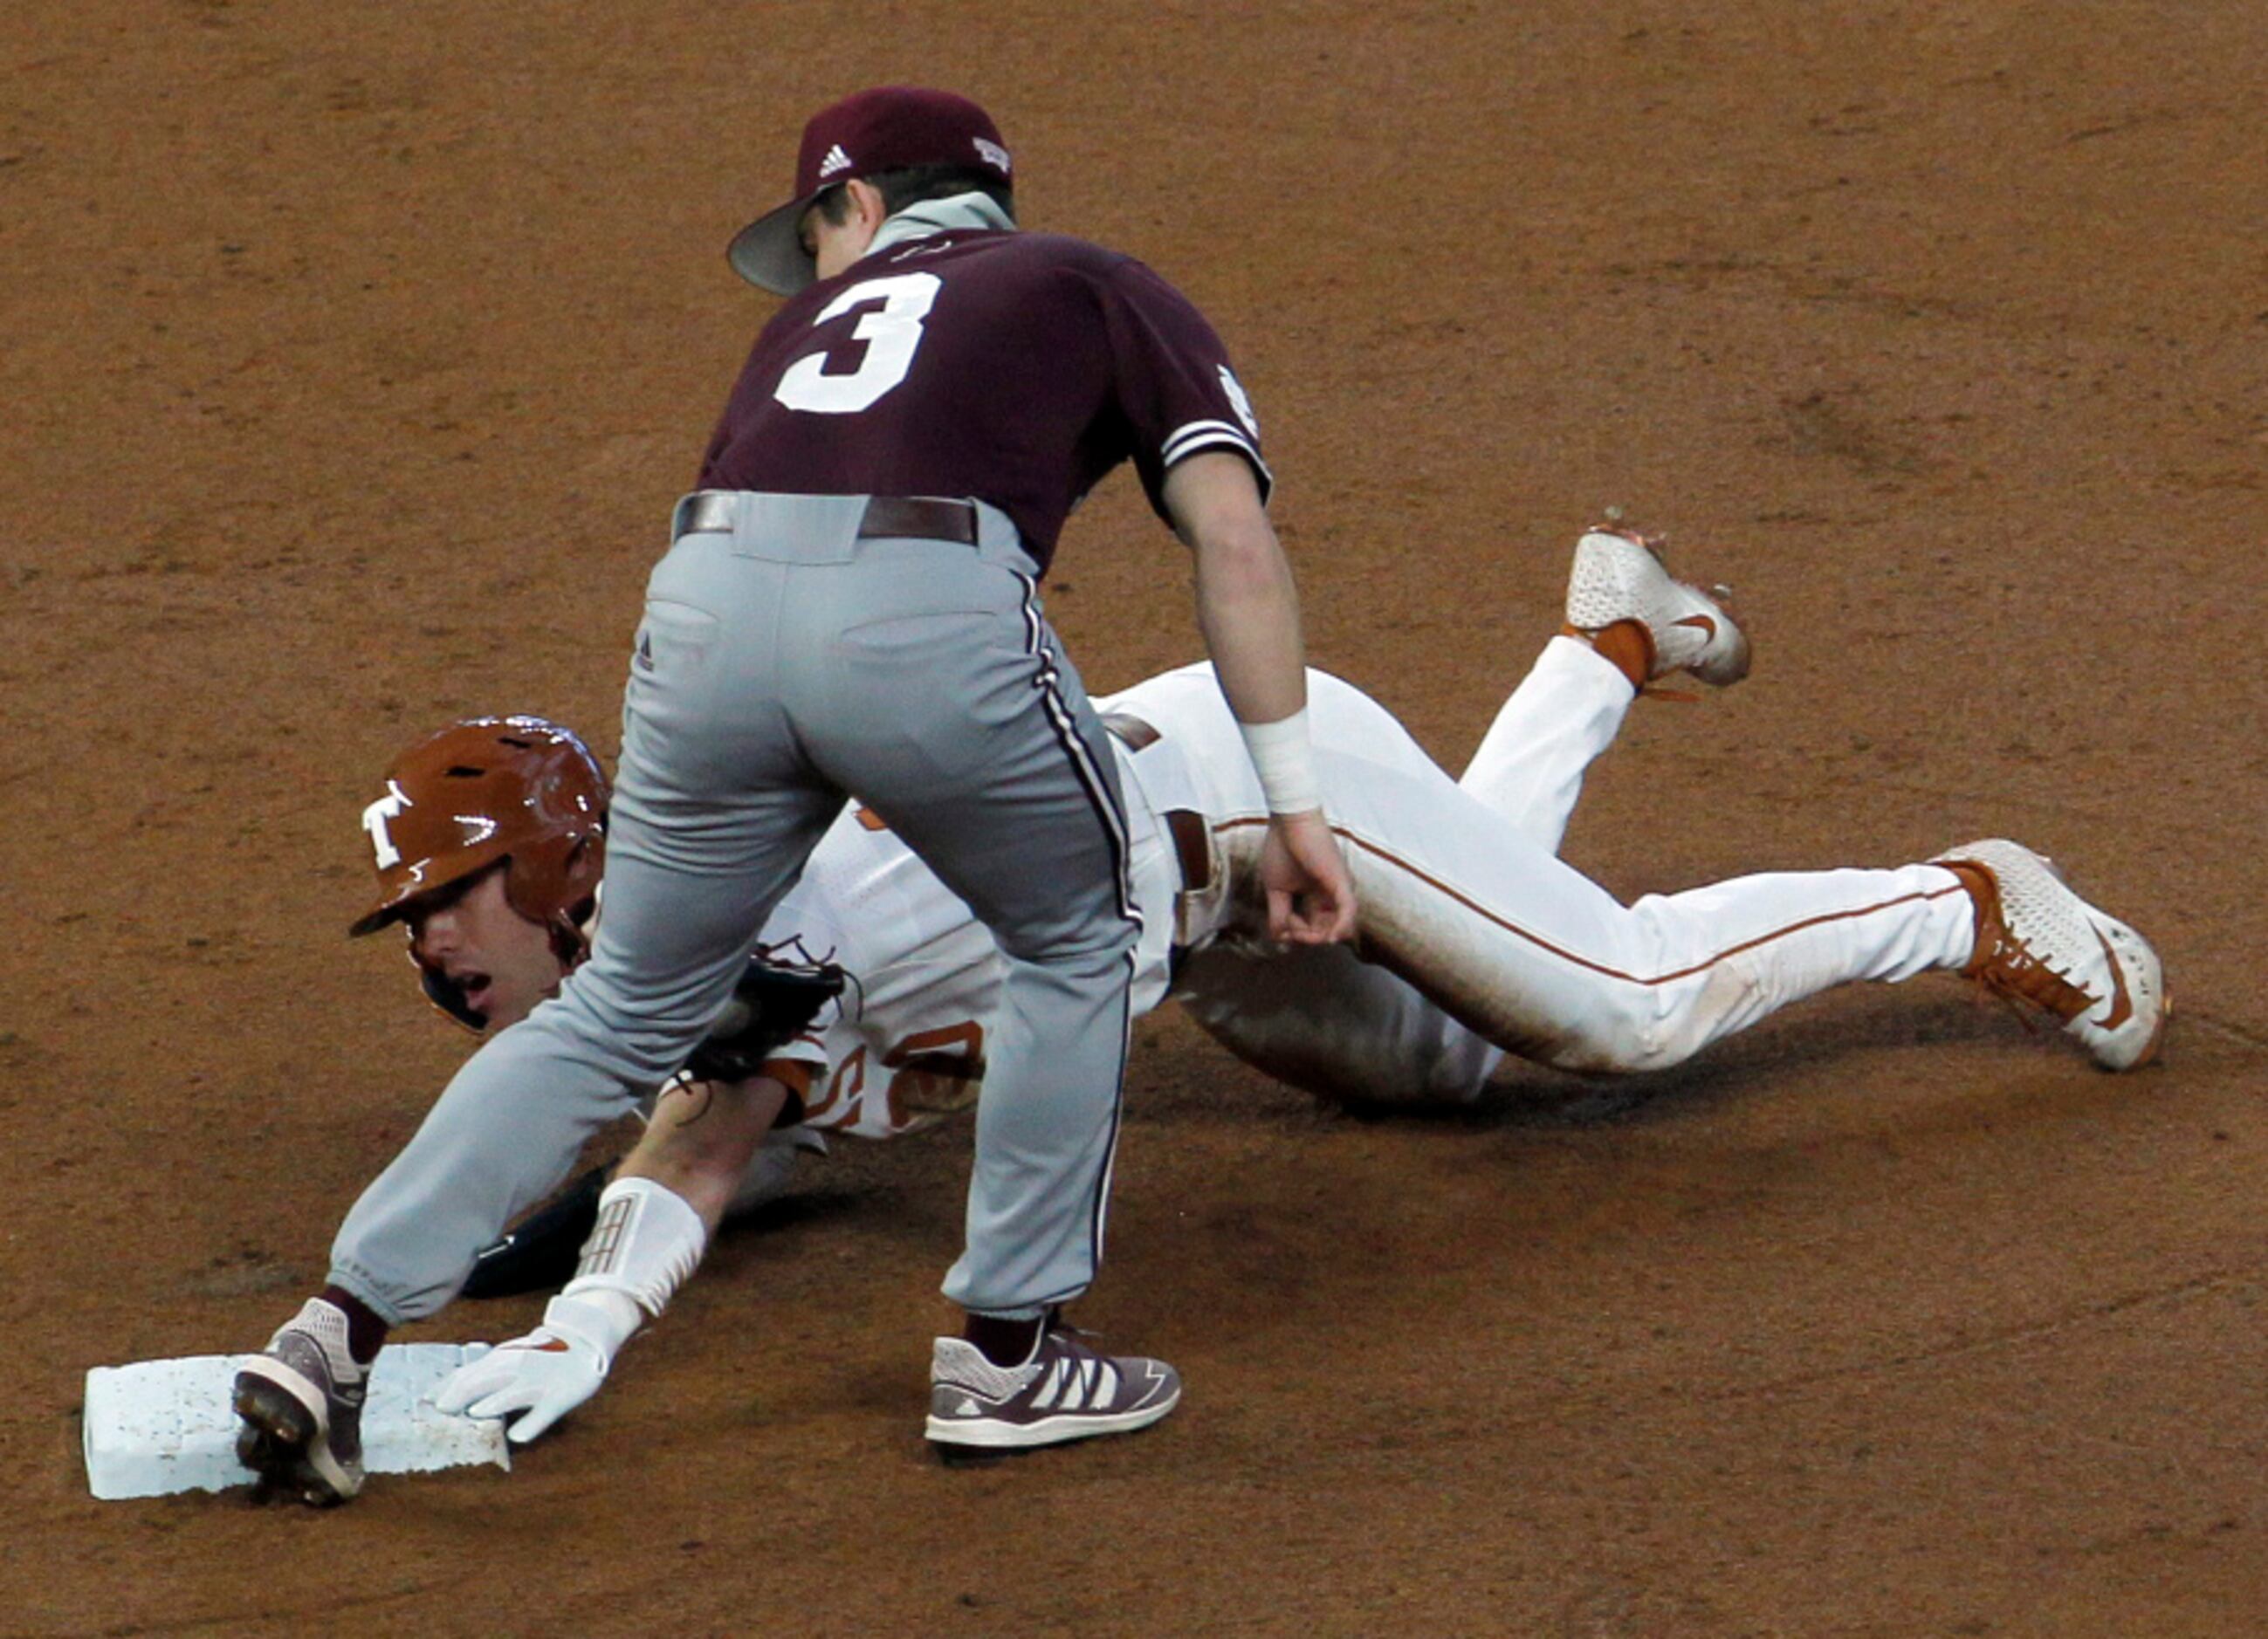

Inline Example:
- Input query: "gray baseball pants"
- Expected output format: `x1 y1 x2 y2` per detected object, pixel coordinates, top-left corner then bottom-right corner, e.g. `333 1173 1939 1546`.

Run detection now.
331 493 1139 1322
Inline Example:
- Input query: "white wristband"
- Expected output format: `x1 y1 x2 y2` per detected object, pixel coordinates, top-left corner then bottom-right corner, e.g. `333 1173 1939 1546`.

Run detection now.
562 1176 707 1320
1238 708 1323 816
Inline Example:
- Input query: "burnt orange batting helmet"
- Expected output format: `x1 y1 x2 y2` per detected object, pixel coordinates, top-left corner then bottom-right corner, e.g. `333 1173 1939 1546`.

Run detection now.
348 716 608 958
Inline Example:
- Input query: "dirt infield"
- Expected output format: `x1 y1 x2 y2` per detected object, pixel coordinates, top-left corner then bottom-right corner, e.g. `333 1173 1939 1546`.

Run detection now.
4 2 2264 1633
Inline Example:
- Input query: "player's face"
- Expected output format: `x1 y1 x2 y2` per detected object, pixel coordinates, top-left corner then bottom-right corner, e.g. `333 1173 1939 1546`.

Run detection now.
404 865 567 1029
804 180 883 281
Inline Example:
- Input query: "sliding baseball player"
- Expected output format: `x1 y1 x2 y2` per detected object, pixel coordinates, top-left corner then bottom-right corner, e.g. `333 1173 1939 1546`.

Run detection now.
237 526 2165 1500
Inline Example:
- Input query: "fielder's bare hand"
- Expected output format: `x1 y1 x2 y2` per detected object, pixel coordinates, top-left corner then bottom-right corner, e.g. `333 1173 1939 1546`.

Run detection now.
1262 808 1356 944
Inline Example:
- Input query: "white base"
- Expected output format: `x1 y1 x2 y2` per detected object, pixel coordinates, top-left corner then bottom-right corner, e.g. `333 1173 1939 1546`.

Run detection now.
84 1344 511 1500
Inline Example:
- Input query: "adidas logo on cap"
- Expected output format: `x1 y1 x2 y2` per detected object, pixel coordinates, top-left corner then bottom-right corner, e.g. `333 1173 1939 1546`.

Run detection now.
817 143 852 178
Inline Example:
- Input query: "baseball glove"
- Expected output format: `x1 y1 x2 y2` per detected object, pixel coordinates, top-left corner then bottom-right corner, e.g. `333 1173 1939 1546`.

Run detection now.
683 950 848 1086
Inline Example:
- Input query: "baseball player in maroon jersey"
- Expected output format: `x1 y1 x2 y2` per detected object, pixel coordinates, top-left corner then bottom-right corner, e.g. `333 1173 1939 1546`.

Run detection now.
234 84 1355 1500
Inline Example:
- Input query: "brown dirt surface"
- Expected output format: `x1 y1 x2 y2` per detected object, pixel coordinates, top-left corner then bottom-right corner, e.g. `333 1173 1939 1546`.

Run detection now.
5 3 2264 1634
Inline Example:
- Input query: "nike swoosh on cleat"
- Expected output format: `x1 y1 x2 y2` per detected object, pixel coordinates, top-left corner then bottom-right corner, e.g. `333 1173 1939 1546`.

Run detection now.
2093 929 2134 1031
1672 614 1716 640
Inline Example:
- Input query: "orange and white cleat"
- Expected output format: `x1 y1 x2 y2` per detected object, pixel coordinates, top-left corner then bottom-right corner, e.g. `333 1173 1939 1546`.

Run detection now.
1564 525 1752 689
1932 839 2169 1071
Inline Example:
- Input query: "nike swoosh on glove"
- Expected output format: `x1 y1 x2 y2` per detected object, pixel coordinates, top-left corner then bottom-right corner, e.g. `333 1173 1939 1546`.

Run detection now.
434 1293 620 1444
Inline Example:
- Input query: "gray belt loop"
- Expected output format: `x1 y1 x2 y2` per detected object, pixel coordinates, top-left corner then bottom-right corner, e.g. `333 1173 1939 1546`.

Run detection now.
670 490 739 543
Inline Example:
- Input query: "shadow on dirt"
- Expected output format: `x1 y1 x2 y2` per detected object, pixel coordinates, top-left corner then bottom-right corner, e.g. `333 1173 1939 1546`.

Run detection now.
1328 993 2017 1131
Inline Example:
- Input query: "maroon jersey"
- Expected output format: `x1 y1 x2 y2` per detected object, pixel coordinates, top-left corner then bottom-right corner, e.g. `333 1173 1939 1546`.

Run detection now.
698 229 1269 573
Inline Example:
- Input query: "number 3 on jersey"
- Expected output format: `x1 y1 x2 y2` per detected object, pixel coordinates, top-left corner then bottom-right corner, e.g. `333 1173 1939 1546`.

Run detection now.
773 272 942 415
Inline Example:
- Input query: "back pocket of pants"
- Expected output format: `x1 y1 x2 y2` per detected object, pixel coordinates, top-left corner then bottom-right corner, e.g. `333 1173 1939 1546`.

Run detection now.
632 599 719 679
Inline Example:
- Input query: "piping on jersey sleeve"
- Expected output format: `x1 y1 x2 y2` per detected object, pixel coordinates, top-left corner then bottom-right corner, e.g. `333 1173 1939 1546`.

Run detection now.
1160 418 1273 497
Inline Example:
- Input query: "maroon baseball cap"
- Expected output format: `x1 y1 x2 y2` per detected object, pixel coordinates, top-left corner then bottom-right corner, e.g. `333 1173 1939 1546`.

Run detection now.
727 86 1014 296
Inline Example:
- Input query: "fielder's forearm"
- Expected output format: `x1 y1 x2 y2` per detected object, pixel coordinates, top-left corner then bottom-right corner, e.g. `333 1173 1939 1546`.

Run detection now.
1192 523 1309 727
1166 451 1312 727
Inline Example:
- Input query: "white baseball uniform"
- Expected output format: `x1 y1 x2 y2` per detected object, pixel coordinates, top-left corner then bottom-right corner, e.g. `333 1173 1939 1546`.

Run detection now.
745 640 1976 1131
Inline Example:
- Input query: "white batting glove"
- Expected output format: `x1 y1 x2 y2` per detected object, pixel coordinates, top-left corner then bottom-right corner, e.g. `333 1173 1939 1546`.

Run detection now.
435 1293 628 1444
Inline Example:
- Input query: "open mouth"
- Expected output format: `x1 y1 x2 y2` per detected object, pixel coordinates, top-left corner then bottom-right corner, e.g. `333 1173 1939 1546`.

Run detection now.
457 972 494 1015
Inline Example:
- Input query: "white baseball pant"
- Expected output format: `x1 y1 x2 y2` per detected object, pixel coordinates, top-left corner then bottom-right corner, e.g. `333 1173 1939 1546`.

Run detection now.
1124 639 1976 1098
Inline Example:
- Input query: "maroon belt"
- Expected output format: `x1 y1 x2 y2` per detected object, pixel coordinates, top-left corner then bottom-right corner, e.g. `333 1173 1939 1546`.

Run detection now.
1159 809 1214 899
855 496 978 545
670 491 979 546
